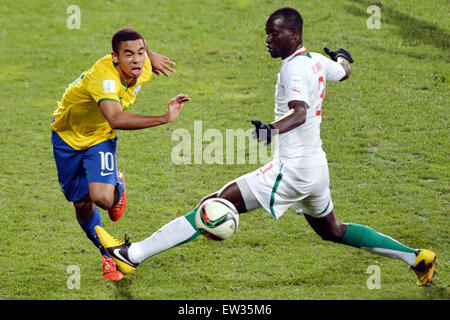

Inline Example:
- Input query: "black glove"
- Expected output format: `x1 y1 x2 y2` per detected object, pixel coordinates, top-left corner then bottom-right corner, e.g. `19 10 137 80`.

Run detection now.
251 120 275 145
324 47 354 63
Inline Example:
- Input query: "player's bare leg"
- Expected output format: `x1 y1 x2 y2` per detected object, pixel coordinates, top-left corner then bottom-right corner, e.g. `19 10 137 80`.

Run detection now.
73 194 95 222
88 182 116 210
216 182 248 213
199 182 247 214
88 171 127 222
303 209 346 242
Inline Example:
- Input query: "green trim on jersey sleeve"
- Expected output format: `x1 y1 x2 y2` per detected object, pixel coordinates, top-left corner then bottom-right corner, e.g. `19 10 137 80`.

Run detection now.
98 98 120 104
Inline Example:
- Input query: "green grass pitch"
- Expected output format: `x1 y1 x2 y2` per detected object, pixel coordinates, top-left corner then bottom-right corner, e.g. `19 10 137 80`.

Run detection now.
0 0 448 300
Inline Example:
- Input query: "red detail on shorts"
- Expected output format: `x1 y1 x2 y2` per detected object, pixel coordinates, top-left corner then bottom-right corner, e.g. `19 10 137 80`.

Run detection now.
257 163 274 176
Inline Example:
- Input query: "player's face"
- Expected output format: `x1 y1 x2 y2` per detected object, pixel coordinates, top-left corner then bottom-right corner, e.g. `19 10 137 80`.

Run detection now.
265 16 299 59
112 39 146 80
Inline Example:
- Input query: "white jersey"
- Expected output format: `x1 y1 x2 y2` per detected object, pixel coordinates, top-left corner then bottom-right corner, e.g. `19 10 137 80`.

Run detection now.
273 47 345 166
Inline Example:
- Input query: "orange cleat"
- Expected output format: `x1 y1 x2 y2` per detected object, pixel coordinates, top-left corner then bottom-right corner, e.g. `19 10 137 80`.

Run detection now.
102 255 123 281
108 171 127 222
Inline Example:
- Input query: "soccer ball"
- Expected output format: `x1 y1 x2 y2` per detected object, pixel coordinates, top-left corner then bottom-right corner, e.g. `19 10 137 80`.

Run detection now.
195 198 239 241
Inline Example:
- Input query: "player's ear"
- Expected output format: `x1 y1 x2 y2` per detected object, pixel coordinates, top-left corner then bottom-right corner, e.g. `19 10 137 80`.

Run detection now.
291 28 301 43
111 51 119 64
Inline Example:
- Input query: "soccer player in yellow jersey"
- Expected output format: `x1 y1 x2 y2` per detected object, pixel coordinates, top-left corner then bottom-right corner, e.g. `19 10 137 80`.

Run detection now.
51 28 190 281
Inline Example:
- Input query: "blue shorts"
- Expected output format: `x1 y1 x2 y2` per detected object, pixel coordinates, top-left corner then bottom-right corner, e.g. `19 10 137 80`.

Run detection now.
51 131 119 202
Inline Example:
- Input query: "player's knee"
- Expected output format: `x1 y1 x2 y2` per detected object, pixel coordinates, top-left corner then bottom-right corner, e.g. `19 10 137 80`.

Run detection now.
89 191 115 209
217 182 247 213
319 224 346 243
73 197 93 222
74 200 91 212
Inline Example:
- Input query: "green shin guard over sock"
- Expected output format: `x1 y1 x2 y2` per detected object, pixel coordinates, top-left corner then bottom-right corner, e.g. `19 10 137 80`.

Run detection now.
342 223 417 265
180 208 201 245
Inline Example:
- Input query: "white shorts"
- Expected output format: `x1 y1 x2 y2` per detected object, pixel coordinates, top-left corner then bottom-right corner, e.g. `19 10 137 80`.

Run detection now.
235 158 334 219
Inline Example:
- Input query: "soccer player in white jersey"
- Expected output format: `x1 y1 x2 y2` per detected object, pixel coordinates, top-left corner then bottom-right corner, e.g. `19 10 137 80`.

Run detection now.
95 7 436 286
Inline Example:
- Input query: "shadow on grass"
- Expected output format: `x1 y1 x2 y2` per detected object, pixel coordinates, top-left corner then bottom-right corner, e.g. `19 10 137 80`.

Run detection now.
346 0 449 61
113 278 134 300
418 280 450 300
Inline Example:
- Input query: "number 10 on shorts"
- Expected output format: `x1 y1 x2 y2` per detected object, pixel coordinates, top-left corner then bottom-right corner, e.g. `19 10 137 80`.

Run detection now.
99 151 115 171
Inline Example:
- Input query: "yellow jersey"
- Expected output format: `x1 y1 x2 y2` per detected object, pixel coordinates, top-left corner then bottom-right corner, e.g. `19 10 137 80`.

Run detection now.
51 54 152 150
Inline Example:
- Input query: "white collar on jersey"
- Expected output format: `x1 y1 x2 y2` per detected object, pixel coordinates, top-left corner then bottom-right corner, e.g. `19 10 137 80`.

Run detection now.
282 47 309 65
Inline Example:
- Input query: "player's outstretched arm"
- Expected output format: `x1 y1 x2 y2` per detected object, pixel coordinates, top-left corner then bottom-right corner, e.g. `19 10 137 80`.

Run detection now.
99 94 190 130
144 40 176 77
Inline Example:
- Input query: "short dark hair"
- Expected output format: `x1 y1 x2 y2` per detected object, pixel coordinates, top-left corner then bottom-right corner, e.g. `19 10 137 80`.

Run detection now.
269 7 303 33
111 28 144 54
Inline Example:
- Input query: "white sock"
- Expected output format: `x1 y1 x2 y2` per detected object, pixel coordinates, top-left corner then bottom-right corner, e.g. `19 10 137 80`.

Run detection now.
128 216 197 264
362 247 417 265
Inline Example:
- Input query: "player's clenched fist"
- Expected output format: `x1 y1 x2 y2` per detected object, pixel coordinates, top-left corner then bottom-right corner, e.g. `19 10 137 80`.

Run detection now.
324 47 354 63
